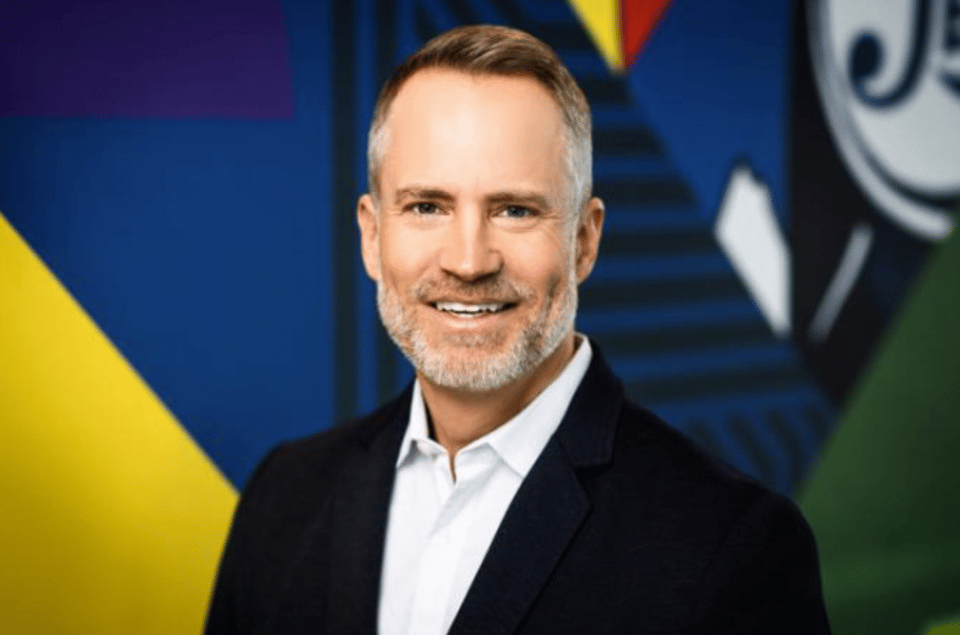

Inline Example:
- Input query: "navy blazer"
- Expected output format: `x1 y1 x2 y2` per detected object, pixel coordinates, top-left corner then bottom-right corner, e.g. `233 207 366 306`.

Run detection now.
205 345 831 634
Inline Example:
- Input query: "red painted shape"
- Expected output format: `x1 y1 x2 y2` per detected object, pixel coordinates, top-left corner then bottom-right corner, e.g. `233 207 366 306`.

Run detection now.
620 0 674 67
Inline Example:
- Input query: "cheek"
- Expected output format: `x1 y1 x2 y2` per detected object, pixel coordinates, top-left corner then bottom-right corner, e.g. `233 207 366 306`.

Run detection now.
505 227 572 272
503 230 573 290
378 226 434 286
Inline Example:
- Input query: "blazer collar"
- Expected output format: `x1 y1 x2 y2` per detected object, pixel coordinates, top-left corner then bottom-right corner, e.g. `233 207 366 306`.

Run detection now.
326 388 410 634
268 387 411 635
450 341 624 634
321 341 624 634
554 340 623 467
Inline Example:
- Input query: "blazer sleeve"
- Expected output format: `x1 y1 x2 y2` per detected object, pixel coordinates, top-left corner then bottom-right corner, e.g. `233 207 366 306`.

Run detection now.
692 492 832 634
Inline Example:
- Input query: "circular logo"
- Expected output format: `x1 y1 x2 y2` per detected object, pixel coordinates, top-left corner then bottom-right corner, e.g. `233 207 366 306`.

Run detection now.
808 0 959 241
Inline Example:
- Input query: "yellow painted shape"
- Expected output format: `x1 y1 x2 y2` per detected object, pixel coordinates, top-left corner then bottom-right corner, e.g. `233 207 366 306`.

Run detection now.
0 211 238 634
567 0 623 72
926 616 960 635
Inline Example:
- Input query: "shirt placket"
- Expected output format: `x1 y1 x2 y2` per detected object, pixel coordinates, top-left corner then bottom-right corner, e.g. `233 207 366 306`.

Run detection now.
406 445 495 635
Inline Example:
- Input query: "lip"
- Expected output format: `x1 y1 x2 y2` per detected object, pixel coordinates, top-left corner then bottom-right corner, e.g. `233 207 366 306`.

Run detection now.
426 296 518 305
424 301 517 328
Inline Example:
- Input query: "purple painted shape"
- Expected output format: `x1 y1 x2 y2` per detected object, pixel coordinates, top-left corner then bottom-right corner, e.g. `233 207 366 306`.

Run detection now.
0 0 294 118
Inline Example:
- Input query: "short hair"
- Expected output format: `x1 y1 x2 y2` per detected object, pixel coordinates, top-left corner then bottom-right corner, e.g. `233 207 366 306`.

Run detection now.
366 24 592 214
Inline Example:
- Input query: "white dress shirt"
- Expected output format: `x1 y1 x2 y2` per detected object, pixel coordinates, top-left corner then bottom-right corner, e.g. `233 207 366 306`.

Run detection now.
377 338 592 635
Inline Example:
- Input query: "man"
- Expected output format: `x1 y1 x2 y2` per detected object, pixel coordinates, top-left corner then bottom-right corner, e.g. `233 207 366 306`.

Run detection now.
205 25 831 634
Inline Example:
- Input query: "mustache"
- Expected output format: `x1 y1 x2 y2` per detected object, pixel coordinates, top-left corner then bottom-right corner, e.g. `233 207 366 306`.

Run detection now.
411 274 533 304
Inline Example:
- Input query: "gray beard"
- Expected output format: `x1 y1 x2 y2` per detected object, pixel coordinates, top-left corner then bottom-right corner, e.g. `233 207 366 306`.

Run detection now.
375 271 577 392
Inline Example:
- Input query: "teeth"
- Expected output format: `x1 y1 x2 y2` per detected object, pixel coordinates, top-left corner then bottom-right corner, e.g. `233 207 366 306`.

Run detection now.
435 302 506 314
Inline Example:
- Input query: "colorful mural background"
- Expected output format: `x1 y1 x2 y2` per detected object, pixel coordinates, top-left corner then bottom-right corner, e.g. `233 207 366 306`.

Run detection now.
1 0 957 632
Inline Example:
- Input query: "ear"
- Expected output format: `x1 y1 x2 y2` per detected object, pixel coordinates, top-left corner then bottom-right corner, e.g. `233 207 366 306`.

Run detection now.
357 193 381 282
574 196 604 284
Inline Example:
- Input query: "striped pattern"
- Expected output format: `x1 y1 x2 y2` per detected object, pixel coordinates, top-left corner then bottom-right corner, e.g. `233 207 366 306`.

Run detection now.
328 0 835 495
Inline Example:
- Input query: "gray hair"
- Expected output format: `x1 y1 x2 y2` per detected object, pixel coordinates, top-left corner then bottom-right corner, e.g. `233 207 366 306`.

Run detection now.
366 24 592 215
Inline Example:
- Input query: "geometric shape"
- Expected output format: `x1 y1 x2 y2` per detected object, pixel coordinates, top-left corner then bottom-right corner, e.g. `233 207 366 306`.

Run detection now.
807 221 873 343
807 0 958 242
0 210 237 633
925 614 960 635
624 0 795 230
566 0 623 72
788 4 935 405
620 0 673 67
798 227 960 635
715 164 792 337
0 0 293 118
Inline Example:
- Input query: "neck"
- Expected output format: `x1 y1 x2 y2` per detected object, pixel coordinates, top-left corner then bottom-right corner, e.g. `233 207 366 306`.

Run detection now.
418 333 577 457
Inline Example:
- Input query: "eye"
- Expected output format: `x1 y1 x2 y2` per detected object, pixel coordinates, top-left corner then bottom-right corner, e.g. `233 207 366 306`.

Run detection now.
499 205 535 219
410 202 440 215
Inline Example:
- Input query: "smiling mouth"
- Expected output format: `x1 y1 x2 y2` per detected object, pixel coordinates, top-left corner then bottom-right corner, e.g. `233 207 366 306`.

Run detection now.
430 301 515 318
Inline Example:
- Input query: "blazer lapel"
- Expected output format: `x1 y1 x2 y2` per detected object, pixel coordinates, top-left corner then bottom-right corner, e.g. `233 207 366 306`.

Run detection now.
450 345 623 634
325 417 404 634
271 389 409 634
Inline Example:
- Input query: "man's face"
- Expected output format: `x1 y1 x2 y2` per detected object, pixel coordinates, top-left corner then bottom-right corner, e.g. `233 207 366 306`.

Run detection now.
358 69 601 393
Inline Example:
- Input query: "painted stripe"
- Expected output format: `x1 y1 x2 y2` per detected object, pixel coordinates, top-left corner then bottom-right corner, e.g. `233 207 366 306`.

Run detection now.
808 221 875 343
567 0 622 71
332 0 360 420
0 211 237 634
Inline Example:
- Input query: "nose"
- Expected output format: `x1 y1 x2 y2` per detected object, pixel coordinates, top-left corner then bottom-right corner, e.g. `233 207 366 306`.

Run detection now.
438 210 503 282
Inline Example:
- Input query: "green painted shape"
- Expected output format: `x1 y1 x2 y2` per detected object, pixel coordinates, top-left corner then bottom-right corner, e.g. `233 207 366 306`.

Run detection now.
798 227 960 635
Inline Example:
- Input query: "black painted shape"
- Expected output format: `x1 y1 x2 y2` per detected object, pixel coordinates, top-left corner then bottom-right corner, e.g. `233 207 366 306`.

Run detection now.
414 1 439 43
578 76 633 105
627 364 808 404
803 404 832 444
848 0 931 108
375 0 403 405
948 0 960 50
485 0 529 29
728 415 778 489
442 0 483 27
765 410 804 492
790 3 931 405
939 72 960 98
598 322 774 357
529 21 596 54
332 0 359 421
593 126 663 157
581 274 745 308
600 226 716 257
594 177 695 208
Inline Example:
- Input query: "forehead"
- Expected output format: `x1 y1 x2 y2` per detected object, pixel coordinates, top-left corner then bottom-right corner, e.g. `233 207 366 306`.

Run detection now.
379 69 568 202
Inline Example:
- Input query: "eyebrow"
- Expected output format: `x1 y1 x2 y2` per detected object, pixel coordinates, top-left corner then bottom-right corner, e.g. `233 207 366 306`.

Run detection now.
484 191 552 210
393 187 553 211
393 187 455 206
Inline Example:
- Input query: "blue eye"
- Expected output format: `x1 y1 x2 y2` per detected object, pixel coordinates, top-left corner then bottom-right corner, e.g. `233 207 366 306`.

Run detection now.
502 205 533 218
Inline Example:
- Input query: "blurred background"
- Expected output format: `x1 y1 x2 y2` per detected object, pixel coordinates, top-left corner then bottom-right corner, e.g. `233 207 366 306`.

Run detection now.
1 0 958 632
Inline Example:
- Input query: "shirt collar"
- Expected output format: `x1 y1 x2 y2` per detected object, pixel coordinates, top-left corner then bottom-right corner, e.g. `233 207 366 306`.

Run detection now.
396 336 593 477
395 380 434 468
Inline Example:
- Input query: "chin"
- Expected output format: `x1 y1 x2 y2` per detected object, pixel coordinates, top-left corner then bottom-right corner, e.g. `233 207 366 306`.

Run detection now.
411 338 532 392
376 274 578 393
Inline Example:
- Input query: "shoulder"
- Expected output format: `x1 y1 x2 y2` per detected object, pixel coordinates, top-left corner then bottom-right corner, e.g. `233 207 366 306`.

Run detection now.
231 388 410 533
247 388 409 498
603 396 809 546
568 343 795 530
596 398 828 626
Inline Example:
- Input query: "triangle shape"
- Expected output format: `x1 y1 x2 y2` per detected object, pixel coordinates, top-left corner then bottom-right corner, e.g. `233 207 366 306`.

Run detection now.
621 0 674 67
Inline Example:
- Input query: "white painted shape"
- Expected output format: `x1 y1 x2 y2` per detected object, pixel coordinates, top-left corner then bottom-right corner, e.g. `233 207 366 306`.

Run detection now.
810 0 956 241
714 166 792 337
808 221 875 343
